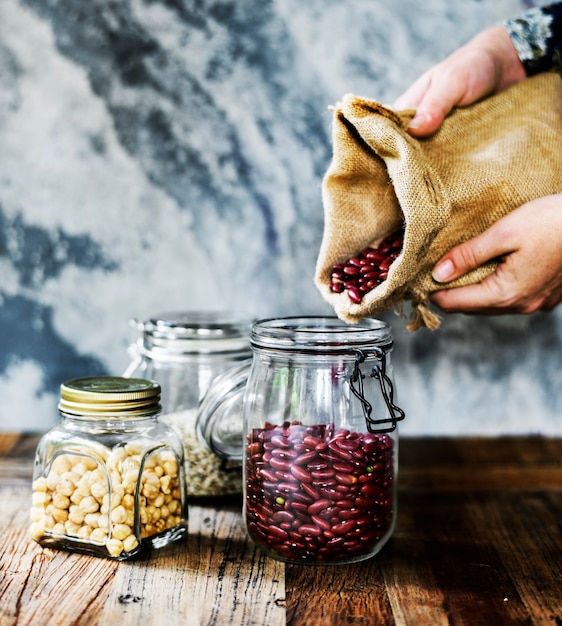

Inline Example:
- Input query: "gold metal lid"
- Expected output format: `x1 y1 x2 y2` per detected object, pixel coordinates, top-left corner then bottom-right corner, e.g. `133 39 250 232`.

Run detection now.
58 376 161 417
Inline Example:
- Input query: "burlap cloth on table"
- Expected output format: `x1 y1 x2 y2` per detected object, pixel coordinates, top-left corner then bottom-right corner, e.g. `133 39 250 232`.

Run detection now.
314 72 562 331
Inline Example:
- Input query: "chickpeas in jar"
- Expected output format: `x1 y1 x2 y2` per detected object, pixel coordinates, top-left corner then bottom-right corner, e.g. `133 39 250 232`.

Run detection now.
29 377 188 560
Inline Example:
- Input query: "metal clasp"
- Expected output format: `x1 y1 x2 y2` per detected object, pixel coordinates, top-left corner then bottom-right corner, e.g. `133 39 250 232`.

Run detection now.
349 348 405 433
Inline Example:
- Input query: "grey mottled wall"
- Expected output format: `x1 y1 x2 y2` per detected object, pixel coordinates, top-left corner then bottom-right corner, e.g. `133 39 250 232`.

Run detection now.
1 0 560 435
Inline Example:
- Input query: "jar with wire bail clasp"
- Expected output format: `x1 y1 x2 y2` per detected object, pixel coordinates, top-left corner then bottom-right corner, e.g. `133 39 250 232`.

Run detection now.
29 377 188 560
197 316 405 564
123 311 253 497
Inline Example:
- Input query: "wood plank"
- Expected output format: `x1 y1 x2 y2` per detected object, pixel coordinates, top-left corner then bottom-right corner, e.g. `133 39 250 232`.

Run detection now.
286 561 395 626
184 501 285 626
2 435 562 625
0 479 284 626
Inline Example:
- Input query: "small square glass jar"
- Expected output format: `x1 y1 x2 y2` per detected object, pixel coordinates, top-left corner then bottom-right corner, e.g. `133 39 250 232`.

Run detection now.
30 377 188 560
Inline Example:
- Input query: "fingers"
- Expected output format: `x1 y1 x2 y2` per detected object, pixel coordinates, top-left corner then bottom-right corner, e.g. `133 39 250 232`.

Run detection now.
429 223 517 313
429 196 562 315
432 227 511 284
394 73 456 136
393 26 524 138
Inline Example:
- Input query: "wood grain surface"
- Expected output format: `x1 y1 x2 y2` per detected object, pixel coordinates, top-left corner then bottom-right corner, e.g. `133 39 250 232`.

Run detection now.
1 434 561 625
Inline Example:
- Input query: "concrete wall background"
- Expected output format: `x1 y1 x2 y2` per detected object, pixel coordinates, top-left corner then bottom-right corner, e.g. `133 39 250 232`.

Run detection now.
1 0 559 435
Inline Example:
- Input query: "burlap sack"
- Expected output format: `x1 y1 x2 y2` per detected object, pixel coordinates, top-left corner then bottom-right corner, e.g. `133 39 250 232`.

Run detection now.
315 72 562 331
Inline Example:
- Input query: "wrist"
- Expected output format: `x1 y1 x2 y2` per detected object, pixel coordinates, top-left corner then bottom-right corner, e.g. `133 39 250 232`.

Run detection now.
474 25 527 90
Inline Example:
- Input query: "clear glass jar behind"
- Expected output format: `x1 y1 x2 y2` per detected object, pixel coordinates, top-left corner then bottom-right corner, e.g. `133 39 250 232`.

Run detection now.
124 311 253 497
242 316 405 565
30 377 188 560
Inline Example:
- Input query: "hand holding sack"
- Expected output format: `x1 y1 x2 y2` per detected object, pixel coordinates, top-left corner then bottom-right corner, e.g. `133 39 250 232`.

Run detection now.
314 73 562 330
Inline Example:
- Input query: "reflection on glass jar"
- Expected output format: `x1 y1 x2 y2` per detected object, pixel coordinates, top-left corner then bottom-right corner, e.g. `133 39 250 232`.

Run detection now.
30 377 188 560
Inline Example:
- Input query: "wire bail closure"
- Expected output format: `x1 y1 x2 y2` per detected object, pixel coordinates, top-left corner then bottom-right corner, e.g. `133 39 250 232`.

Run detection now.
349 348 405 433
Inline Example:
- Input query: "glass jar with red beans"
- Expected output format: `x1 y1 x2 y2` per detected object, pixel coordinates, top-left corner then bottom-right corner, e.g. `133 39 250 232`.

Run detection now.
198 316 405 565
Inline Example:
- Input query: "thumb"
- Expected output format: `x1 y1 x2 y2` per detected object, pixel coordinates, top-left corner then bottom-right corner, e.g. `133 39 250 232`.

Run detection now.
432 231 509 283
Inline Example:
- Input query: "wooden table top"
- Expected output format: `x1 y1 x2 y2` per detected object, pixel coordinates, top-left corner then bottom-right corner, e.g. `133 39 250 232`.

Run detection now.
1 433 561 625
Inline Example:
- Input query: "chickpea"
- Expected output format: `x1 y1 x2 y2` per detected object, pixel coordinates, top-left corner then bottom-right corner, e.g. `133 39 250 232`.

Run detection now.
29 521 45 540
46 471 61 491
111 505 127 525
51 455 72 475
32 476 48 492
123 535 139 553
56 478 74 498
91 479 108 503
79 496 99 514
69 490 84 505
84 513 100 528
32 491 51 507
30 507 45 523
111 523 132 541
68 505 85 525
90 528 108 543
52 492 70 510
77 525 91 540
52 507 69 524
122 494 135 510
106 538 124 557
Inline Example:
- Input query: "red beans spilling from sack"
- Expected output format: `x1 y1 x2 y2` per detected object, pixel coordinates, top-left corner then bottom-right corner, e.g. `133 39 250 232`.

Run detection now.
329 228 405 304
245 421 394 563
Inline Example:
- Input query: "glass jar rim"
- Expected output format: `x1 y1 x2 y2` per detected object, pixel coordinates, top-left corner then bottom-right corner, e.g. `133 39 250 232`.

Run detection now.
133 310 254 340
129 311 254 358
250 316 393 353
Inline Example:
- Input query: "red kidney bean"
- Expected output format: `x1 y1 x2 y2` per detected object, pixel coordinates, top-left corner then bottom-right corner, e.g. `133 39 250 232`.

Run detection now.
277 481 300 493
301 482 320 500
272 511 295 524
298 524 323 537
310 468 336 481
333 461 355 474
270 435 289 448
329 227 404 303
355 496 375 509
311 515 332 532
335 473 358 486
303 435 321 449
266 525 289 541
294 451 318 466
290 465 312 483
245 422 394 563
327 443 354 461
334 484 351 494
274 470 297 483
313 482 333 495
360 483 386 498
307 499 332 516
318 505 341 520
247 442 262 456
269 457 291 471
334 499 355 510
271 447 298 459
259 468 279 482
291 492 313 505
331 519 357 535
339 508 362 520
333 437 359 451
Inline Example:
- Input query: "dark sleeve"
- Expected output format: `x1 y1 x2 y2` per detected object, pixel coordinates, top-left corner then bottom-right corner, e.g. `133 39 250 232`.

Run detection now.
503 3 562 75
